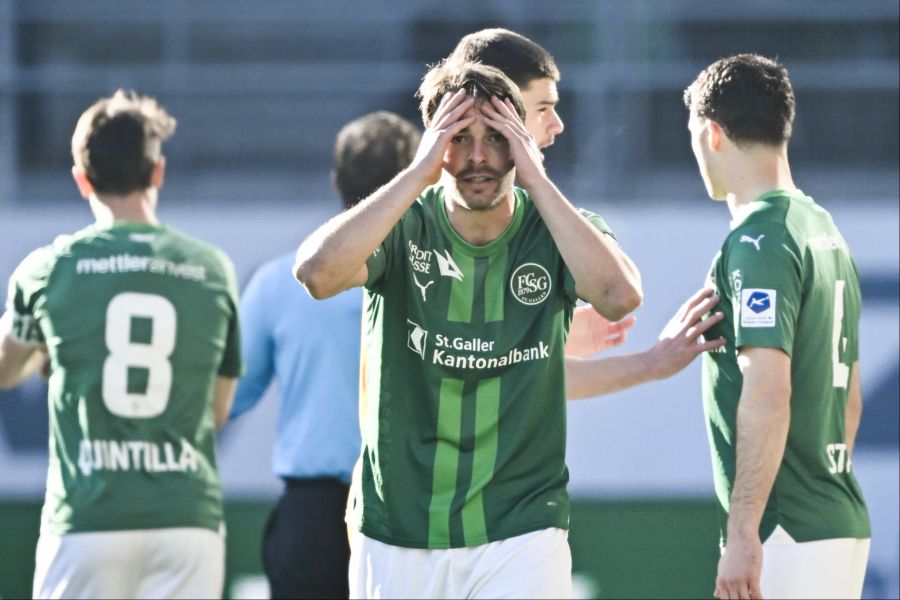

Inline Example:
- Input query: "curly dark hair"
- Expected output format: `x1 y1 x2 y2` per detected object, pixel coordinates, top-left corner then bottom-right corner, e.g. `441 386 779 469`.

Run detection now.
684 54 795 146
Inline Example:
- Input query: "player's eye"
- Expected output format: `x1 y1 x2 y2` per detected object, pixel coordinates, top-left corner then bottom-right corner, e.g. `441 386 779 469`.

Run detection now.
451 135 469 144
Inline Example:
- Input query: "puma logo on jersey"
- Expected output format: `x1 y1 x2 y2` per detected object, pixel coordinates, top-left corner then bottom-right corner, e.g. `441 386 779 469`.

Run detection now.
435 250 464 281
413 273 434 301
739 234 765 251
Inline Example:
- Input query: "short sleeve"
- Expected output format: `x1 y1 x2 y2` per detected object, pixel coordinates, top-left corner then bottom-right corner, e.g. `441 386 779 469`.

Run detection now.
216 252 244 378
724 223 801 356
365 222 403 291
3 245 55 346
562 208 619 301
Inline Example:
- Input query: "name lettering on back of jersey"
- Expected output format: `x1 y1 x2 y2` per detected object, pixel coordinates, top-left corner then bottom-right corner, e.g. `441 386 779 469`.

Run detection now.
739 234 765 251
77 437 199 476
75 254 206 282
740 288 777 328
807 233 847 253
510 263 551 306
435 250 464 281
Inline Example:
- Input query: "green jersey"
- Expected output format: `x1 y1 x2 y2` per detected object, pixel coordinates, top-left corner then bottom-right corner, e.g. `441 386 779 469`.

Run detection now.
701 190 870 543
348 186 615 549
5 221 242 534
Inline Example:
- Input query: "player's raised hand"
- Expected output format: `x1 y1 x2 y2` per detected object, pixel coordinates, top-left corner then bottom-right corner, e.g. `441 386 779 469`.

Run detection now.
643 287 725 380
565 305 636 356
479 95 546 190
411 89 476 186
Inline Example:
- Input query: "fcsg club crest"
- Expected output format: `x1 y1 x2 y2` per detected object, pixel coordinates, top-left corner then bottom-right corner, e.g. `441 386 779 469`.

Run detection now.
510 263 551 306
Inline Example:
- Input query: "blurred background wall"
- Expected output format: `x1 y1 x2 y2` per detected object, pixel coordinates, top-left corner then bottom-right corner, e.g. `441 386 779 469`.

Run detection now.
0 1 897 598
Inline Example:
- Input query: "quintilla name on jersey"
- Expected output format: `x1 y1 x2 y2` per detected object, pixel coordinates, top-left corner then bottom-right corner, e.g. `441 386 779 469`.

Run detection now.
77 438 199 476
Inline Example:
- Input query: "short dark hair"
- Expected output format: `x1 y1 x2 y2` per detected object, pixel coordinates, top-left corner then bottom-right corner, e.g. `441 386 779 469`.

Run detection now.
71 90 176 195
683 53 795 146
448 28 560 90
333 111 421 209
417 60 526 128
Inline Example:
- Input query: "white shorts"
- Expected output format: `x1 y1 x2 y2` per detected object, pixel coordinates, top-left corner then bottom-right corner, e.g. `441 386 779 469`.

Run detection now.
761 525 870 599
33 526 225 599
349 527 571 599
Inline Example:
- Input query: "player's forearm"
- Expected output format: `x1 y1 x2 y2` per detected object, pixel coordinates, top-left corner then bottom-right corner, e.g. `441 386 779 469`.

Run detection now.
845 361 862 456
0 338 44 389
213 376 237 430
526 178 642 321
565 352 656 400
294 166 430 298
728 350 791 539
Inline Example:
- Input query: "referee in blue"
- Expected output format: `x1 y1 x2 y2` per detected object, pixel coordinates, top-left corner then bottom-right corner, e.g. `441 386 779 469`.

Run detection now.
229 111 421 599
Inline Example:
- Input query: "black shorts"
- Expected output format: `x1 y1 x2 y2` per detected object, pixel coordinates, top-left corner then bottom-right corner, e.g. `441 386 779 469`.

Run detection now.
262 477 351 599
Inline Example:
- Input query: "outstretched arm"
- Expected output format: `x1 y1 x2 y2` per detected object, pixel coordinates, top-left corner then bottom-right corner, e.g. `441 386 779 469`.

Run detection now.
294 90 476 298
715 347 791 600
566 288 724 399
481 96 642 320
564 307 636 357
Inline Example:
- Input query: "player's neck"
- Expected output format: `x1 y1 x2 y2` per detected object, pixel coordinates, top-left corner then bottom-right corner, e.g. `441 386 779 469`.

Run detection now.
725 146 796 221
90 189 160 227
443 192 516 246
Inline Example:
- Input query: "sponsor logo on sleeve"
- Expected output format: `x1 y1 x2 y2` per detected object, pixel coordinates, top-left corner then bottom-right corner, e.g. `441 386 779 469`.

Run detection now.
510 263 551 306
407 319 428 359
741 288 777 328
730 269 743 295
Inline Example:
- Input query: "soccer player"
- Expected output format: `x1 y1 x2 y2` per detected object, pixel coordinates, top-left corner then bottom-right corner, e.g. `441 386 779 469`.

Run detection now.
230 111 420 599
0 90 242 599
683 54 871 599
449 27 726 393
294 61 642 598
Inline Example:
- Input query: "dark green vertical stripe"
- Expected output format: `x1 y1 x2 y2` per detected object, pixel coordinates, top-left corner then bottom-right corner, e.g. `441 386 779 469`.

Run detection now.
461 377 501 544
484 249 508 323
428 378 464 547
447 251 475 323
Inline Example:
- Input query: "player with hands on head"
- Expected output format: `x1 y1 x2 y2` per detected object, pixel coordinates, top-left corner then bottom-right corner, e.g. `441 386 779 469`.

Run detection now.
295 60 641 599
447 27 721 388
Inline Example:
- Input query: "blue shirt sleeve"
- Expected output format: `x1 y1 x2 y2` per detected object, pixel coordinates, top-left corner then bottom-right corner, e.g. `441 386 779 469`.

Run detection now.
230 260 277 420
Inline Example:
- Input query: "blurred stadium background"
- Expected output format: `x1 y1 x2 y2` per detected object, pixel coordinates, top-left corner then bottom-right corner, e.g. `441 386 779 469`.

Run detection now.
0 1 896 598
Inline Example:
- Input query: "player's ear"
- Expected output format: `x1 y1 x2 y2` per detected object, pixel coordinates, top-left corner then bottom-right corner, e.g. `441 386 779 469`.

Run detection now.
708 120 723 151
151 157 166 189
71 167 94 200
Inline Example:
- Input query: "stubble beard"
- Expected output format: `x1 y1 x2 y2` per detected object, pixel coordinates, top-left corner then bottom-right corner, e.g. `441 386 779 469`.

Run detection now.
445 168 516 213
